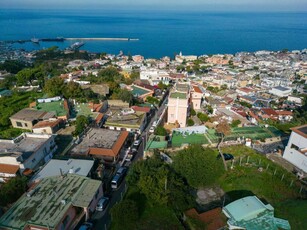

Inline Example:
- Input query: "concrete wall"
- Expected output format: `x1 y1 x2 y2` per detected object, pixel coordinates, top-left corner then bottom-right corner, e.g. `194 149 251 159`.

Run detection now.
10 118 34 129
283 132 307 173
33 126 54 134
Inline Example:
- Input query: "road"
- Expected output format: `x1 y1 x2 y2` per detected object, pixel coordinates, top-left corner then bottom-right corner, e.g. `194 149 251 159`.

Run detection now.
92 92 169 229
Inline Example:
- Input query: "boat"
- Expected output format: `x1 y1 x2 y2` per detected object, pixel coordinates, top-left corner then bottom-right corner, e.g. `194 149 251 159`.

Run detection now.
69 41 85 50
31 37 39 44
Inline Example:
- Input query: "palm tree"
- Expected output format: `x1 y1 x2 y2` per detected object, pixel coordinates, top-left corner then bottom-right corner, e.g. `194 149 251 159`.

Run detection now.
216 121 231 171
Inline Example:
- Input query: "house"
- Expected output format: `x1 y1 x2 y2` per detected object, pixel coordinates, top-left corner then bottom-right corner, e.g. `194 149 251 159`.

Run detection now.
269 86 292 97
223 196 290 230
70 128 128 163
140 68 170 86
167 83 190 128
0 174 103 230
275 110 293 122
30 158 95 184
0 133 57 173
283 124 307 173
32 119 63 134
175 52 197 63
259 108 278 121
10 108 55 130
0 163 19 183
191 85 203 110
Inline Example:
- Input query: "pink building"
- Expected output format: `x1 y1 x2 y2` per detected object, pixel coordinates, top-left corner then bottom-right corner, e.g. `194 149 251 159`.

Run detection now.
167 83 190 128
191 85 203 110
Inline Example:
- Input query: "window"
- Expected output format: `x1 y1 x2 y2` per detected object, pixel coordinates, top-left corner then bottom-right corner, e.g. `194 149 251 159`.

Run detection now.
16 122 23 127
32 158 36 163
25 123 28 127
291 144 299 151
170 114 174 118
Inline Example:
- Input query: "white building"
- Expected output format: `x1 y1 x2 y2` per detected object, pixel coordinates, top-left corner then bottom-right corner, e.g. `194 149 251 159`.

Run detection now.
140 68 170 86
283 124 307 173
0 133 57 173
269 86 292 97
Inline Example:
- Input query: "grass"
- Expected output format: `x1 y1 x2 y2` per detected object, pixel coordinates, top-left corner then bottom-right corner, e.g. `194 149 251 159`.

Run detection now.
218 145 306 230
172 132 209 147
112 186 183 230
36 100 67 116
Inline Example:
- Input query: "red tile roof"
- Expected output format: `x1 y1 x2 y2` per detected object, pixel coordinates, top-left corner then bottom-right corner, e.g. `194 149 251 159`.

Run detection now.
0 164 19 174
33 119 62 129
261 108 278 116
276 110 293 116
95 113 104 123
131 106 151 113
193 85 202 94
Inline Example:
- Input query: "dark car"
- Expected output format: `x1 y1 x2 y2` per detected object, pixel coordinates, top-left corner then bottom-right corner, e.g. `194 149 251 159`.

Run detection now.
216 153 234 161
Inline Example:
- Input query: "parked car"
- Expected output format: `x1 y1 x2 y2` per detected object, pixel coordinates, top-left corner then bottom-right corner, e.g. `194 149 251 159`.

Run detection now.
125 150 137 162
111 174 124 190
116 166 128 176
149 126 155 133
96 197 109 211
216 153 234 161
79 222 93 230
133 139 142 147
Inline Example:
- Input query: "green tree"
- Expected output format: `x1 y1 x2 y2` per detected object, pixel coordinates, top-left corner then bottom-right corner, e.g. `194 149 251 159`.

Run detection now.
197 112 209 122
0 176 28 206
173 145 224 188
111 200 139 230
63 81 83 99
187 118 194 126
44 77 65 97
190 108 196 116
154 126 167 136
74 115 89 136
0 60 26 74
231 119 241 128
146 96 159 105
118 89 133 104
158 81 168 90
216 121 231 171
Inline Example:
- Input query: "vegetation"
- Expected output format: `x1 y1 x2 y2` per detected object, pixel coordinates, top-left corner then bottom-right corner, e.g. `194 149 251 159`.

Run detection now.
0 176 28 206
0 128 27 139
154 126 167 136
216 121 231 171
111 200 139 230
190 108 196 116
230 119 241 128
197 112 209 122
0 60 26 74
73 115 89 136
187 118 194 126
173 145 224 188
146 96 159 105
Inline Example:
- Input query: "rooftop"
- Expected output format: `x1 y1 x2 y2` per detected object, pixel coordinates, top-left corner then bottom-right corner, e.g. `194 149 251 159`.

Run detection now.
170 92 187 99
30 159 94 183
70 128 128 157
36 100 68 117
176 83 190 92
105 111 146 129
291 124 307 139
0 174 101 230
131 85 152 97
10 108 47 121
273 86 291 91
0 163 19 174
0 133 53 161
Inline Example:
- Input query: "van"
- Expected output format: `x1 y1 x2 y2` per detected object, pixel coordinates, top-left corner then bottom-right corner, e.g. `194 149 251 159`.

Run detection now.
111 174 123 189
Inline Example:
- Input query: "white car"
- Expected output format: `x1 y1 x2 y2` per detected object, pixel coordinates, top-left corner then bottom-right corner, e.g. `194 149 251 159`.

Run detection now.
133 139 141 147
149 126 155 133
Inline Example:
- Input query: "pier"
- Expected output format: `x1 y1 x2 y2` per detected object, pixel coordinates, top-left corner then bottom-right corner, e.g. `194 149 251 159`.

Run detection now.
2 37 139 44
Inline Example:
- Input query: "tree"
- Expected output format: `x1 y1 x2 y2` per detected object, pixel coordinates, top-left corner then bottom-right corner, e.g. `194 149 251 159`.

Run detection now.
0 176 28 206
190 108 196 116
154 126 167 136
74 115 89 136
187 118 194 126
173 145 224 188
216 121 231 171
197 112 209 123
0 60 26 74
157 81 168 90
146 96 159 105
63 81 83 99
44 77 65 97
231 119 241 128
111 200 139 230
118 89 133 104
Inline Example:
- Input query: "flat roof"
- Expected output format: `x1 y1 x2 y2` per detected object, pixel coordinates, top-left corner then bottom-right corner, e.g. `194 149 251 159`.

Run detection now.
223 196 270 221
170 92 187 99
0 174 101 229
30 159 94 182
10 108 47 121
273 86 291 91
105 111 146 128
36 100 67 117
0 133 52 161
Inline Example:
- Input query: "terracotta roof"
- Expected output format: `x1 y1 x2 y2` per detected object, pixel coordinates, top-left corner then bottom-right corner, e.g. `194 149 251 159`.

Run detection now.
193 85 202 94
276 110 293 116
0 164 19 174
33 119 62 129
95 113 104 123
261 108 278 116
88 131 129 157
185 208 226 230
291 124 307 139
63 99 69 112
131 106 151 113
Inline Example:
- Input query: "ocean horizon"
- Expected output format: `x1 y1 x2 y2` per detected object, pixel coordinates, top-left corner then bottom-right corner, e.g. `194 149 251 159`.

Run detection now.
1 9 307 58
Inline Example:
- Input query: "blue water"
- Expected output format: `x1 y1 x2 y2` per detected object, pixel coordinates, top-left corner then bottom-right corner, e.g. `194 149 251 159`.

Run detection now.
0 9 307 58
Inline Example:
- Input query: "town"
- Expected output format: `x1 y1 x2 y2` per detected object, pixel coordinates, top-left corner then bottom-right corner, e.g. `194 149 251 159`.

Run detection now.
0 46 306 230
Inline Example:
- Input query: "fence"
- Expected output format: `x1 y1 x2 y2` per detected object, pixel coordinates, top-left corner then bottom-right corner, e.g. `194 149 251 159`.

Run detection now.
227 154 307 198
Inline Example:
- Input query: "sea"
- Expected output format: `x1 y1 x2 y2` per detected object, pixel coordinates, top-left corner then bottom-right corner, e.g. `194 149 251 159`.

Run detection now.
0 9 307 58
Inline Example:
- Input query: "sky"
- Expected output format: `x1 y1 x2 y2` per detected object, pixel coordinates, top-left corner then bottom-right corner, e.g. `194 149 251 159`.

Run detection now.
1 0 307 11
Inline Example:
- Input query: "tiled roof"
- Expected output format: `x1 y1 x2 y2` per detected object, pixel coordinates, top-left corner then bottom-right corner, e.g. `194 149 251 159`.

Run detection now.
0 163 19 174
32 119 62 129
131 106 151 113
193 85 202 94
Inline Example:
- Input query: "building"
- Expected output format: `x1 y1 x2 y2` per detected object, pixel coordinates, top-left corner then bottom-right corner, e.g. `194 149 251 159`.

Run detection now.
140 68 170 86
269 86 292 97
34 98 70 120
167 83 190 128
0 174 103 230
223 196 290 230
30 158 95 184
191 85 203 110
283 124 307 173
0 163 19 183
10 108 55 130
175 52 198 63
32 119 63 134
0 133 57 173
129 84 154 101
70 128 128 163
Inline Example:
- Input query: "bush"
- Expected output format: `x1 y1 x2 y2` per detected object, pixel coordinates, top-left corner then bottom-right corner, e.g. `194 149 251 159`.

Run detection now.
154 126 167 136
190 109 196 116
0 176 28 206
187 118 194 126
197 112 209 122
111 199 139 230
